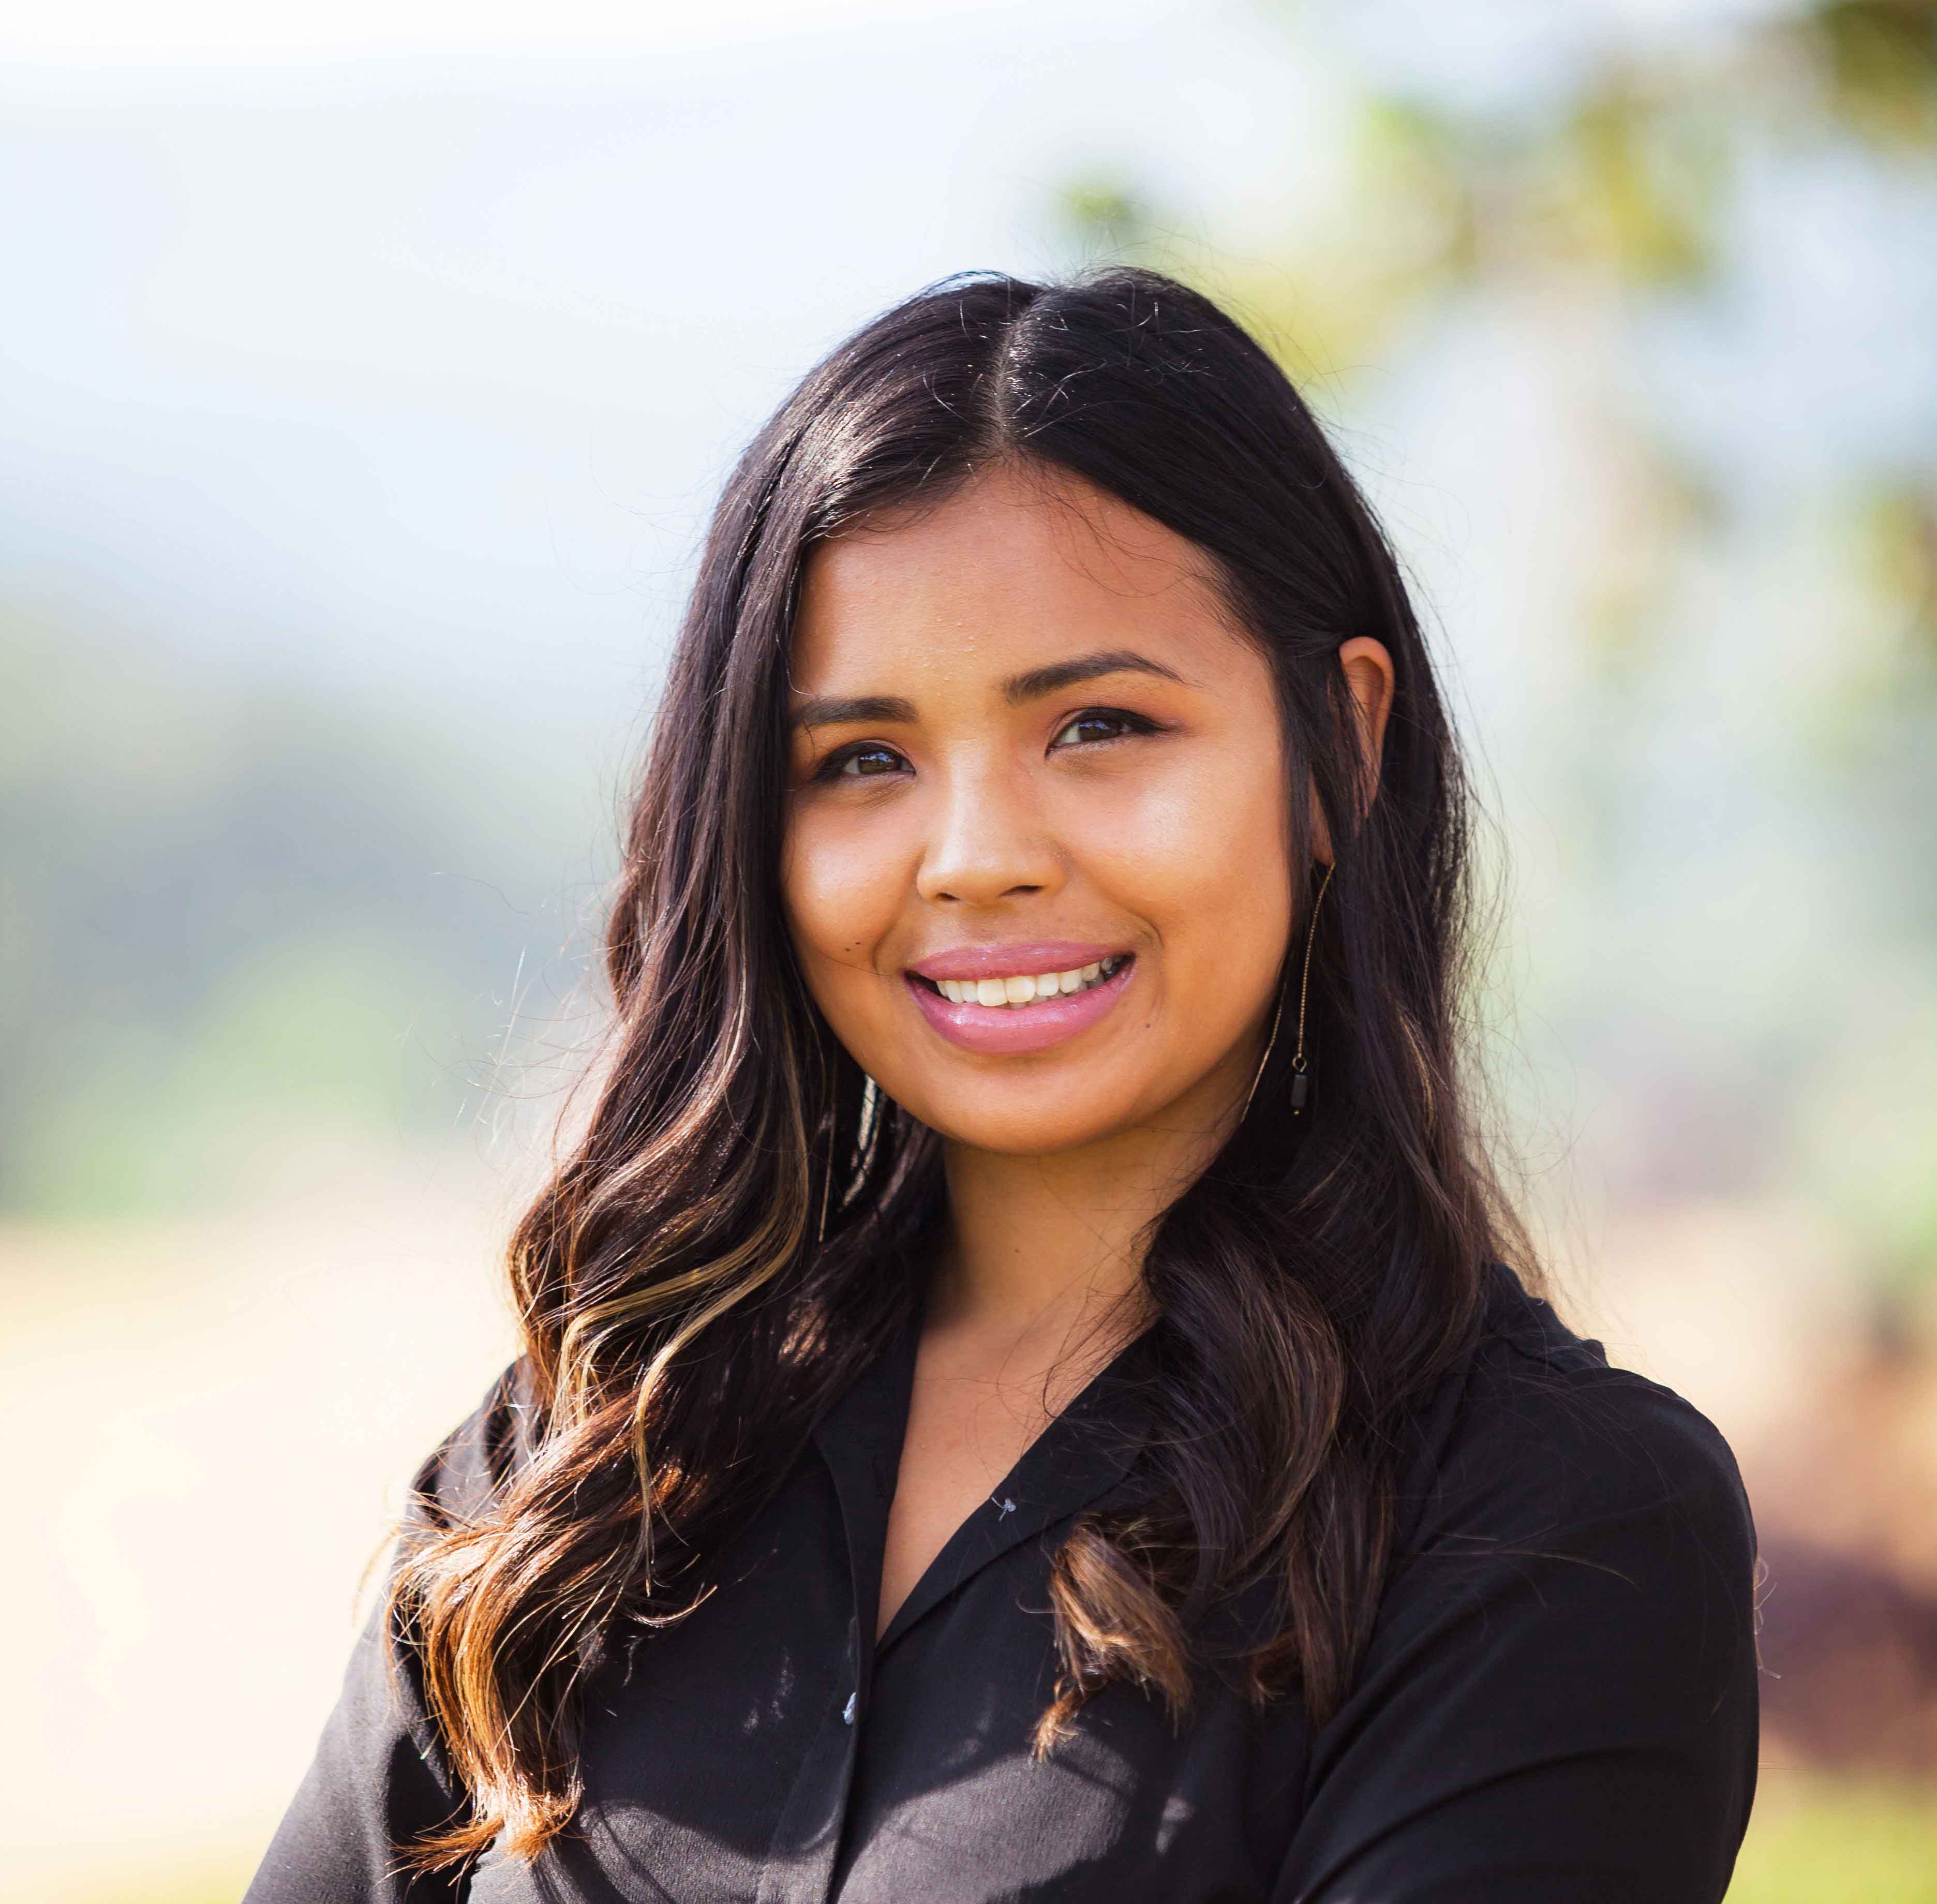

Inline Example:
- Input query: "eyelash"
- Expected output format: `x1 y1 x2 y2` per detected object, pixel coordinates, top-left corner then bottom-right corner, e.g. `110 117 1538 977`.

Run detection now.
812 707 1166 782
816 742 909 782
1049 707 1164 749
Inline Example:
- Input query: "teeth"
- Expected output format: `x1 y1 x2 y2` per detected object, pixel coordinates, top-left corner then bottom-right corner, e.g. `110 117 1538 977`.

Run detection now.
931 956 1126 1009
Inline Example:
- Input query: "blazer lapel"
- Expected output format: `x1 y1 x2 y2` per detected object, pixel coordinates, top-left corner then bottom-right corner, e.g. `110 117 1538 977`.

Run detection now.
874 1337 1155 1658
810 1316 922 1708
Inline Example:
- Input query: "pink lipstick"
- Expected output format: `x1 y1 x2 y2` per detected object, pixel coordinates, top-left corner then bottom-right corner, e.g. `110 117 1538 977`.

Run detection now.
905 943 1136 1055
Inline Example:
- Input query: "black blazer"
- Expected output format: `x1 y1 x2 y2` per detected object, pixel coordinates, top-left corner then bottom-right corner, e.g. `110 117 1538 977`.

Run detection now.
248 1265 1760 1902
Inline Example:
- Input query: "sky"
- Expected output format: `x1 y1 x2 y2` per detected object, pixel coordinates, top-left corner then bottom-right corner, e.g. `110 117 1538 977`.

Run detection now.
6 0 1934 1217
2 0 1334 762
9 0 1921 760
4 0 1080 62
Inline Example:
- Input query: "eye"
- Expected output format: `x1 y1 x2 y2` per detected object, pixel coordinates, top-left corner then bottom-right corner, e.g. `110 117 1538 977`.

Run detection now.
817 741 911 782
1050 707 1163 750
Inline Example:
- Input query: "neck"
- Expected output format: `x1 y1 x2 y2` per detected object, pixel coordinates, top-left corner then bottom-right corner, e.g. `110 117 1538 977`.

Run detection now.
927 1044 1256 1374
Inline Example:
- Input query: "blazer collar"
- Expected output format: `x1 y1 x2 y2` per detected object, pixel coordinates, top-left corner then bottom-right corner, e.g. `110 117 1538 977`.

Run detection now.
811 1315 1156 1663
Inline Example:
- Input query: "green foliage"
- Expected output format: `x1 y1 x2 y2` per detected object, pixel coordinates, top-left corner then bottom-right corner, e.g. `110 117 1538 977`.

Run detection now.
1861 481 1937 668
1812 0 1937 151
1555 76 1723 286
0 604 597 1216
1057 175 1154 254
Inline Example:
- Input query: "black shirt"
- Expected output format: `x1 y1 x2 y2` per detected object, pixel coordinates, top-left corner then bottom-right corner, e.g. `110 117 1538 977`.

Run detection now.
248 1265 1760 1903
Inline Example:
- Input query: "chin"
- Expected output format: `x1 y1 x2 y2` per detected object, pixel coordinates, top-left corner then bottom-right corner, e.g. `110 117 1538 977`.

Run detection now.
898 1071 1157 1158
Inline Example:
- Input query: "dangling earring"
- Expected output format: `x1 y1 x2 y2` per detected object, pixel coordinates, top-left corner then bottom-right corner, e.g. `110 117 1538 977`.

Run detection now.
1241 860 1333 1123
1288 860 1332 1114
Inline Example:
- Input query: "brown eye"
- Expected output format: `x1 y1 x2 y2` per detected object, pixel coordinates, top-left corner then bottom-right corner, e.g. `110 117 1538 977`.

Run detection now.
826 743 909 780
1050 708 1158 750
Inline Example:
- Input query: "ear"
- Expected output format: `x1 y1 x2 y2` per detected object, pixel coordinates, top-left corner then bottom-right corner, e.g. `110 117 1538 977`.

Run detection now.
1309 637 1396 867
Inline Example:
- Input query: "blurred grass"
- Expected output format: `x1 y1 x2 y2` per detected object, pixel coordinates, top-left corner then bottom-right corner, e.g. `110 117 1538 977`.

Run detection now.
1727 1778 1937 1903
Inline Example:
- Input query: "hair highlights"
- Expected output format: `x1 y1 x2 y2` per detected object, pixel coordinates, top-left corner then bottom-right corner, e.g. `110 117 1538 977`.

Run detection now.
390 269 1531 1868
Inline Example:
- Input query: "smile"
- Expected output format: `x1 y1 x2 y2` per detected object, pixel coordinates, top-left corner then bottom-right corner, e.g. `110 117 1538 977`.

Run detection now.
923 956 1127 1009
903 946 1137 1055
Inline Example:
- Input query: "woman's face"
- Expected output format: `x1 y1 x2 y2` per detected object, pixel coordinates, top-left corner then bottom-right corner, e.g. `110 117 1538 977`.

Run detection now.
780 463 1298 1159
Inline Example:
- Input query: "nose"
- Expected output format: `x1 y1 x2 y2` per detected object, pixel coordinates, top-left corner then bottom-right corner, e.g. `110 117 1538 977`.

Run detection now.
915 758 1064 909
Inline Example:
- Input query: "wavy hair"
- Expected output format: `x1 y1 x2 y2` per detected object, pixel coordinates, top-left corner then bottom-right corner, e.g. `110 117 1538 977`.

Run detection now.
391 267 1533 1868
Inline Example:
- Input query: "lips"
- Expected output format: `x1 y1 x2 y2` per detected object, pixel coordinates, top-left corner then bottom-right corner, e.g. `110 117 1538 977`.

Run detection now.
904 944 1136 1056
907 942 1122 982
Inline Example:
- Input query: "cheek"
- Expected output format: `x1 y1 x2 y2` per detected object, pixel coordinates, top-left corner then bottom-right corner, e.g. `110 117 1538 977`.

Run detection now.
1086 750 1293 975
781 806 911 992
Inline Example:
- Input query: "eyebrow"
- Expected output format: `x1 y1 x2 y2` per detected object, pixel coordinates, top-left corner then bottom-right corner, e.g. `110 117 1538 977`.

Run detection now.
1002 648 1187 704
788 693 918 731
788 650 1186 731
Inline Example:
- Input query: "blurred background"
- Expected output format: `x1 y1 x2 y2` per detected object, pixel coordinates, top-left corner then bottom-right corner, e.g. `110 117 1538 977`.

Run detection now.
4 1 1934 1897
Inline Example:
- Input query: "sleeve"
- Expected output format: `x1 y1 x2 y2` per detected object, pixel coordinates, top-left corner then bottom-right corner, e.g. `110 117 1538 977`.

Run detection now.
244 1365 535 1903
1273 1355 1761 1904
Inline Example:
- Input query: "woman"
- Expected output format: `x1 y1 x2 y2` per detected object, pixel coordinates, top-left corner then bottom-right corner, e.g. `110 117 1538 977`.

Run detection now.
249 269 1759 1902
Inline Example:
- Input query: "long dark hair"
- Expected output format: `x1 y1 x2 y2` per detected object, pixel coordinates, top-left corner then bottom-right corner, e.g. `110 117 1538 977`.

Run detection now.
393 267 1532 1867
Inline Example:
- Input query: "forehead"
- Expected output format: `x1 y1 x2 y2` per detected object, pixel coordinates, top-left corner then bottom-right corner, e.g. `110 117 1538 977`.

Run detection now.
791 463 1247 687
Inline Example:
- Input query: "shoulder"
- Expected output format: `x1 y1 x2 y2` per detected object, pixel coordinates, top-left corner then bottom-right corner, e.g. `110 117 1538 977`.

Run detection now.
404 1357 545 1532
1395 1261 1757 1610
1290 1265 1762 1899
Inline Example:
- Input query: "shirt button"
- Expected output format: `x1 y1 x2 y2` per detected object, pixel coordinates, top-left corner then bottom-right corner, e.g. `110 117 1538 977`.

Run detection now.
842 1692 858 1726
